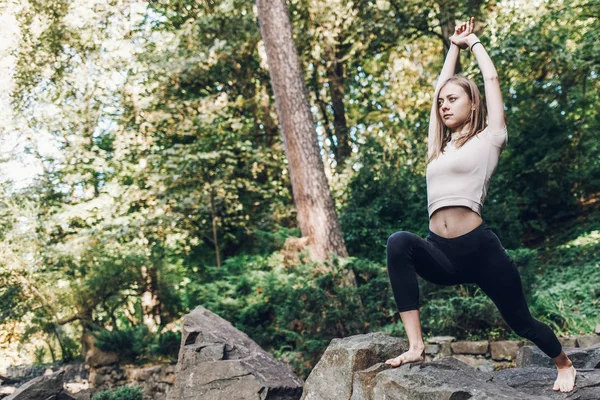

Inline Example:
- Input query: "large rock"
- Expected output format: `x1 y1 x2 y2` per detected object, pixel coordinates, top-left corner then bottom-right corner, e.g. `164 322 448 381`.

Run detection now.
517 344 600 369
303 333 600 399
71 389 95 400
301 332 407 400
350 363 388 400
5 370 66 400
168 306 303 400
493 367 600 399
361 357 548 400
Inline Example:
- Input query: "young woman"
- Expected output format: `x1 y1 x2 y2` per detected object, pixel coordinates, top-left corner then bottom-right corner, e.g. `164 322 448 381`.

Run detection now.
383 18 577 393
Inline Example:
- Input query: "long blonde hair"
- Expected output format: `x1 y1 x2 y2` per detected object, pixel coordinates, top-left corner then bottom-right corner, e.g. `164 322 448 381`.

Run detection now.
427 75 486 164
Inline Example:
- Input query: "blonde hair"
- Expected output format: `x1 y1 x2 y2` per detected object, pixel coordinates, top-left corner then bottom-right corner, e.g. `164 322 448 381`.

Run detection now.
427 75 486 164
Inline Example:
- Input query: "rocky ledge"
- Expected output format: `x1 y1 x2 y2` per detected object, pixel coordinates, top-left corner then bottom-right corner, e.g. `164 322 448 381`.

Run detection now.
301 333 600 400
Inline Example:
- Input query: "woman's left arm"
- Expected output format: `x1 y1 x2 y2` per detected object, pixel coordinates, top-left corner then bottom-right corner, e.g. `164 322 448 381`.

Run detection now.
467 34 506 132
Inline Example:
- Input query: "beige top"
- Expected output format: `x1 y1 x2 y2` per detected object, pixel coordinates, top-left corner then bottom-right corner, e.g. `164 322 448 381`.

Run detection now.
426 126 508 218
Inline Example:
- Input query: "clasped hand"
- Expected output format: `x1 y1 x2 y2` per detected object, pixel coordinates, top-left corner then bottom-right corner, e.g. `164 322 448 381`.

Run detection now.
450 17 476 50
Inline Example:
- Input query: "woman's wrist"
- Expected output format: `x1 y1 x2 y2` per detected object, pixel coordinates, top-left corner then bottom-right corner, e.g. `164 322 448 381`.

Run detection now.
449 41 461 50
466 34 480 48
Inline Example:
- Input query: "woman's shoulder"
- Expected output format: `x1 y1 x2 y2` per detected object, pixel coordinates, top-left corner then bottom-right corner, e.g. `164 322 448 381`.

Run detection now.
478 125 508 148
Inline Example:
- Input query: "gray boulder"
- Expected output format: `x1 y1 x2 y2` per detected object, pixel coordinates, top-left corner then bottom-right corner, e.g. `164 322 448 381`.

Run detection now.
493 367 600 399
366 357 549 400
303 333 599 399
5 370 68 400
301 332 407 400
168 306 303 400
517 344 600 369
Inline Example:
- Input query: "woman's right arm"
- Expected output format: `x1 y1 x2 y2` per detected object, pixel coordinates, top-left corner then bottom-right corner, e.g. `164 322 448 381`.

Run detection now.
428 44 460 156
428 20 472 156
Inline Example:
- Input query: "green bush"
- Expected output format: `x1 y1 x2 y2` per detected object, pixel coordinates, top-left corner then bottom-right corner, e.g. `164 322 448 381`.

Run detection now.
33 346 46 364
91 385 142 400
339 135 429 261
93 324 151 363
149 330 182 359
419 291 507 339
92 322 181 363
529 234 600 336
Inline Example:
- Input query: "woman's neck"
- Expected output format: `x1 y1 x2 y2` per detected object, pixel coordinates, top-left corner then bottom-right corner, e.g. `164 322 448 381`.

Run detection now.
450 123 471 135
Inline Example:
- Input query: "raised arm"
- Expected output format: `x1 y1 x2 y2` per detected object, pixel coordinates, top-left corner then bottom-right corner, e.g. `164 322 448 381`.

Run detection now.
466 33 505 132
428 44 460 154
428 21 472 156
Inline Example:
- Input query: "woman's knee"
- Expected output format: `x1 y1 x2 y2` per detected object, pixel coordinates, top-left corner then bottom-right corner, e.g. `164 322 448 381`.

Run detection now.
386 231 418 258
512 319 545 341
513 324 535 340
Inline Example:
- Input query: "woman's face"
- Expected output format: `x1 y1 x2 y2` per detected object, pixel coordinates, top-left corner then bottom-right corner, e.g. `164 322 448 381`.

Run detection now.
438 83 472 131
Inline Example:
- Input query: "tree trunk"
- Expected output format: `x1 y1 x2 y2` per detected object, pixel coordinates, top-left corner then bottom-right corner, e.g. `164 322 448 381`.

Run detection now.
256 0 350 263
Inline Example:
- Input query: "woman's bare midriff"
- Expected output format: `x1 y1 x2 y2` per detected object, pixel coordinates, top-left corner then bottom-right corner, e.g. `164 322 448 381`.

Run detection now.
429 206 483 238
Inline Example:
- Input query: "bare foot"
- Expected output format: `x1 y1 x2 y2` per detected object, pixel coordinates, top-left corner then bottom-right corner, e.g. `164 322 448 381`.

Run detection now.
553 365 576 392
385 348 425 367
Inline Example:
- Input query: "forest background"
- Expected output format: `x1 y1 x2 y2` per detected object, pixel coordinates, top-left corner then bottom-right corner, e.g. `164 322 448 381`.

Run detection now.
0 0 598 379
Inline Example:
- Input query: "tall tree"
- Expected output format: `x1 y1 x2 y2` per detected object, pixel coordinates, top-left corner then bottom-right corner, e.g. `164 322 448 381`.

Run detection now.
256 0 349 262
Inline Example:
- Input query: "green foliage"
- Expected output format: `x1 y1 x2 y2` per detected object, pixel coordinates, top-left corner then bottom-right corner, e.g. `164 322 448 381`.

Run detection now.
33 346 46 364
91 386 143 400
247 226 302 256
92 322 181 364
340 135 429 261
484 0 600 241
529 232 600 336
420 293 504 338
149 330 182 360
59 334 80 363
93 325 152 364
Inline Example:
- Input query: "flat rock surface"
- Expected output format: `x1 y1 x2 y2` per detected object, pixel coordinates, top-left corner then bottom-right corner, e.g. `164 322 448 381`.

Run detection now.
493 367 600 399
370 357 549 400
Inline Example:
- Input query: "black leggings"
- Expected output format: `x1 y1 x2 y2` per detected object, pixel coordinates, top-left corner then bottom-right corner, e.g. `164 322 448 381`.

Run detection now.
386 221 562 359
